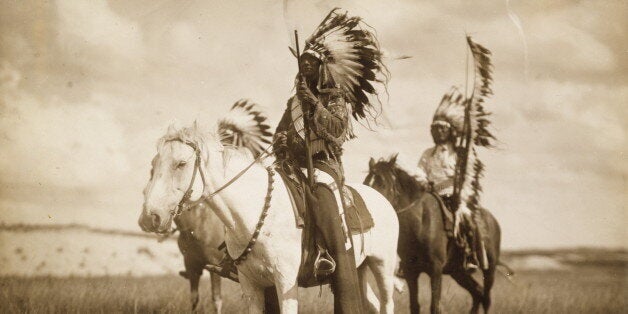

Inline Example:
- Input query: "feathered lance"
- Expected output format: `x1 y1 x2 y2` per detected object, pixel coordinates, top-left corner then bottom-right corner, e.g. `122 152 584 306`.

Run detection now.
294 30 315 187
453 36 495 270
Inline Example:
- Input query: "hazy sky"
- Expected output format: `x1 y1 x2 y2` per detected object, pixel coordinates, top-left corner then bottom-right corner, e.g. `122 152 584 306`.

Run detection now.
0 0 625 249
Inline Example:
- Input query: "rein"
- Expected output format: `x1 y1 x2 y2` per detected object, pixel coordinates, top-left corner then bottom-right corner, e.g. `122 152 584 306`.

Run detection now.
395 198 420 214
368 168 419 214
232 166 274 264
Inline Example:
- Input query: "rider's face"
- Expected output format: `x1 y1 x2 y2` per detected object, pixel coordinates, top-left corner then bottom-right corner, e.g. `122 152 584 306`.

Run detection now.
431 124 452 144
299 54 321 81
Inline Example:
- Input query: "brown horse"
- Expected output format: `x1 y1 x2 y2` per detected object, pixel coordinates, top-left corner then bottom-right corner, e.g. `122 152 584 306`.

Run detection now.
364 155 502 314
172 203 224 312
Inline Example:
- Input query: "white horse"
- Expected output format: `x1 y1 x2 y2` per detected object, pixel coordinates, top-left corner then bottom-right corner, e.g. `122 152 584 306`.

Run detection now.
141 101 274 313
139 117 399 313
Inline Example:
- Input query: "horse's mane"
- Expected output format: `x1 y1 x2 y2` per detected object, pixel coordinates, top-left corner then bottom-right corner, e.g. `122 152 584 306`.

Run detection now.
158 123 209 150
158 123 256 165
369 154 424 202
391 163 423 200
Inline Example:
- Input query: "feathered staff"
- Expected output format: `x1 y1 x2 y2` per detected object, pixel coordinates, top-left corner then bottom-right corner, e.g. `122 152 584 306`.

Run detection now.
454 36 495 211
453 36 495 270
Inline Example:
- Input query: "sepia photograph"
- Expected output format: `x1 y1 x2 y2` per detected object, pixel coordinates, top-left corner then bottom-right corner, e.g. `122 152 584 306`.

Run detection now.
0 0 625 313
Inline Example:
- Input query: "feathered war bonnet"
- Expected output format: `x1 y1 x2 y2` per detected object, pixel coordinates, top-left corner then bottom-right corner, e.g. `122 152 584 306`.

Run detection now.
431 87 467 137
298 8 390 121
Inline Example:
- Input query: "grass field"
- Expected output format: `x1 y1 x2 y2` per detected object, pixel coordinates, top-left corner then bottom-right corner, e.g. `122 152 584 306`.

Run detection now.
0 266 625 313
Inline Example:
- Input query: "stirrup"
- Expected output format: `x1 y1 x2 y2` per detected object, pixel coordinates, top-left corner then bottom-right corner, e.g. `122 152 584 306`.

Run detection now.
314 248 336 279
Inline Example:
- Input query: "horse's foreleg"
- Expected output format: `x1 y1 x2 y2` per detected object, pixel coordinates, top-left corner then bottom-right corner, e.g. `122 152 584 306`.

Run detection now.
239 275 266 314
405 271 420 314
482 266 496 313
450 271 483 314
189 271 202 312
428 267 443 314
366 256 395 314
273 274 298 313
209 272 222 313
264 286 281 313
358 262 378 313
184 259 203 312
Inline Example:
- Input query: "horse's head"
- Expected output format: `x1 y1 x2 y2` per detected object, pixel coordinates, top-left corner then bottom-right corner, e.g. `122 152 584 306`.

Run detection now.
364 154 422 209
364 155 401 205
139 100 273 234
138 121 223 234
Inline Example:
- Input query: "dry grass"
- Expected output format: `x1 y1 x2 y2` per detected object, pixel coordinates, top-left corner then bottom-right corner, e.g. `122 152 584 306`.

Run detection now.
0 266 625 313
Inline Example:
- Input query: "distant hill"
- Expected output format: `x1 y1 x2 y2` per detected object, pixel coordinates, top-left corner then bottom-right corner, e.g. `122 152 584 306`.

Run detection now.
501 247 627 269
0 223 626 277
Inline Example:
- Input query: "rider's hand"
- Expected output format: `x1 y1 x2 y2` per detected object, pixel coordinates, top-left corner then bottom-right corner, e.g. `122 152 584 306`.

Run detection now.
297 77 317 107
274 131 288 148
418 180 432 192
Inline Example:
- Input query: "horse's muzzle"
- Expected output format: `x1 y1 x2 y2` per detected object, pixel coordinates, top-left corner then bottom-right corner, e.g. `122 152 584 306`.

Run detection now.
138 210 167 233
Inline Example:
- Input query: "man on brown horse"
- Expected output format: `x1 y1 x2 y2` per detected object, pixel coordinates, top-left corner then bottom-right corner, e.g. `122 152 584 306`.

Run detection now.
273 9 389 313
415 89 480 272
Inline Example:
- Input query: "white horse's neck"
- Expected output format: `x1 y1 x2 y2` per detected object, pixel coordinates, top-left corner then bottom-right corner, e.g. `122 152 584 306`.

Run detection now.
201 140 270 254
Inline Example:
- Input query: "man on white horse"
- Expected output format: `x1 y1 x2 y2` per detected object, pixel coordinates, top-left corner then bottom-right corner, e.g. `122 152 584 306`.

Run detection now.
273 9 389 314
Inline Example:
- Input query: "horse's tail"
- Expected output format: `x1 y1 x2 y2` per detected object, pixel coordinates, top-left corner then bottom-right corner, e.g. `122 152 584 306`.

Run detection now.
496 260 515 282
218 99 273 157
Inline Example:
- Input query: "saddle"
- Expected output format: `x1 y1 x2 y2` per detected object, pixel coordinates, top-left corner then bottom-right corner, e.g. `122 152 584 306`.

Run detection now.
276 163 374 288
276 163 374 234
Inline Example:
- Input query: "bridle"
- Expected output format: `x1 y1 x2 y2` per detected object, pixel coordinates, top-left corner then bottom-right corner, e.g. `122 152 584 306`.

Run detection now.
169 140 206 217
366 169 401 208
367 167 421 213
162 138 275 264
165 139 272 218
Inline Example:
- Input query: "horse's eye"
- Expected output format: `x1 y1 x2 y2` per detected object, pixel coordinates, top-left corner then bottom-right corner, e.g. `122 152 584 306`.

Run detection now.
176 161 187 169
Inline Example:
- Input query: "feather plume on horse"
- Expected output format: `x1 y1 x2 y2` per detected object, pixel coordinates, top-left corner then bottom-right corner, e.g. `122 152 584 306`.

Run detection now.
218 100 273 158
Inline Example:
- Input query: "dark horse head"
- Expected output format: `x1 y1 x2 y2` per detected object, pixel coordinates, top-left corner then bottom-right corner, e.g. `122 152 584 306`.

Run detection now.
363 154 424 210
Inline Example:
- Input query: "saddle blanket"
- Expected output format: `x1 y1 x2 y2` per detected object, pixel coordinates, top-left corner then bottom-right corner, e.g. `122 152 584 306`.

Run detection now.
277 168 374 234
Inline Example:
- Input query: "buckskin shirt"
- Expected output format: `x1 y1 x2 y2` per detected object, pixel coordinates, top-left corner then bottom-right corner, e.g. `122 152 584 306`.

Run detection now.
416 142 457 195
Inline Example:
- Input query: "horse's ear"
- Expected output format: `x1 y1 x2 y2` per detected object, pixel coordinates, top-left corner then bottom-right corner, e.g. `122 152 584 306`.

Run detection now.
167 123 177 136
193 119 199 130
390 153 399 165
369 157 375 169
